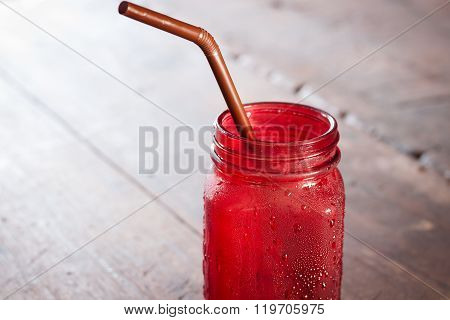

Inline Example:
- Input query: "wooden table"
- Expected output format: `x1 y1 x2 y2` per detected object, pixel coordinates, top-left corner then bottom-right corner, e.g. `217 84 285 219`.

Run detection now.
0 0 449 299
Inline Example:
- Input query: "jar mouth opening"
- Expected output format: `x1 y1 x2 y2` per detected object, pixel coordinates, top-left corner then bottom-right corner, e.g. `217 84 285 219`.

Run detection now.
213 102 340 178
215 102 337 147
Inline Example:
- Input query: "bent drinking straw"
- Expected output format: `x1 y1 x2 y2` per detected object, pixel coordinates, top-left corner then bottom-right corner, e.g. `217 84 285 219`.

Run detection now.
118 1 255 140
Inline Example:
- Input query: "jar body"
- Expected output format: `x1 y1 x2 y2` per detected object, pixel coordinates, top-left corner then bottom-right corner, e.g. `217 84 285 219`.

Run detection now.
204 168 344 299
203 102 345 300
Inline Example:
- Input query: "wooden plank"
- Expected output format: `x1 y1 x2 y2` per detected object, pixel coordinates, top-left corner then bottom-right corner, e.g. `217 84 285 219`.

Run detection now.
338 124 450 298
1 69 440 300
341 235 442 300
169 0 450 178
0 0 448 299
0 75 202 299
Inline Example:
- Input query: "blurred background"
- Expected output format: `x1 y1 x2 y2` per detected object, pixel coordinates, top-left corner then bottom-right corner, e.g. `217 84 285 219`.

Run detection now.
0 0 449 299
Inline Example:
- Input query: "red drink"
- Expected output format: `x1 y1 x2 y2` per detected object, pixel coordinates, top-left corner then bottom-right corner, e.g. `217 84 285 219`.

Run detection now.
203 103 344 299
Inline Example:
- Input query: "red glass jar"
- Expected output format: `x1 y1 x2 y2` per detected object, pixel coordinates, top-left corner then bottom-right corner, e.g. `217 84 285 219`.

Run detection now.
203 102 344 300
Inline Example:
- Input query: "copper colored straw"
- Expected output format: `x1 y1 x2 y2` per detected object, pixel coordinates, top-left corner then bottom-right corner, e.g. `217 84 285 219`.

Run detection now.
118 1 255 140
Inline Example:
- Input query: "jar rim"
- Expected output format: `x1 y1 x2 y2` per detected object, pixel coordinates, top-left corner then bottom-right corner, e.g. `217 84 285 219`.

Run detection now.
215 102 338 147
212 102 340 179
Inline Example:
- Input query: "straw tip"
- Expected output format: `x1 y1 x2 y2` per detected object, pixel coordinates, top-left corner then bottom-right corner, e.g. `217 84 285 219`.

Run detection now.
118 1 129 15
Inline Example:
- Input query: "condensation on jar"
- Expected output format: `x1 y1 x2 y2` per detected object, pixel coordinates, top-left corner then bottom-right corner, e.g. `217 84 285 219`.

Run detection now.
203 102 345 300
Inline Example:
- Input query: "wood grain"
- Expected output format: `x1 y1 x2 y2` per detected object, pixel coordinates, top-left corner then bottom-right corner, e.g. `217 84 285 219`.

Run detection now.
171 0 450 178
0 0 448 299
0 73 202 299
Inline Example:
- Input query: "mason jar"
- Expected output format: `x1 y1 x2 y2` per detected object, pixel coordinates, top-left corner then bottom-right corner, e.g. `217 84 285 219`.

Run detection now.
203 102 344 299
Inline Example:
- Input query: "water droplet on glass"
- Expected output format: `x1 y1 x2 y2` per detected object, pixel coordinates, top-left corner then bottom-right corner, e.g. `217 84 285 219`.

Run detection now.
301 205 307 210
284 190 292 197
269 215 276 231
329 219 335 227
294 223 302 233
322 282 327 288
282 253 288 262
